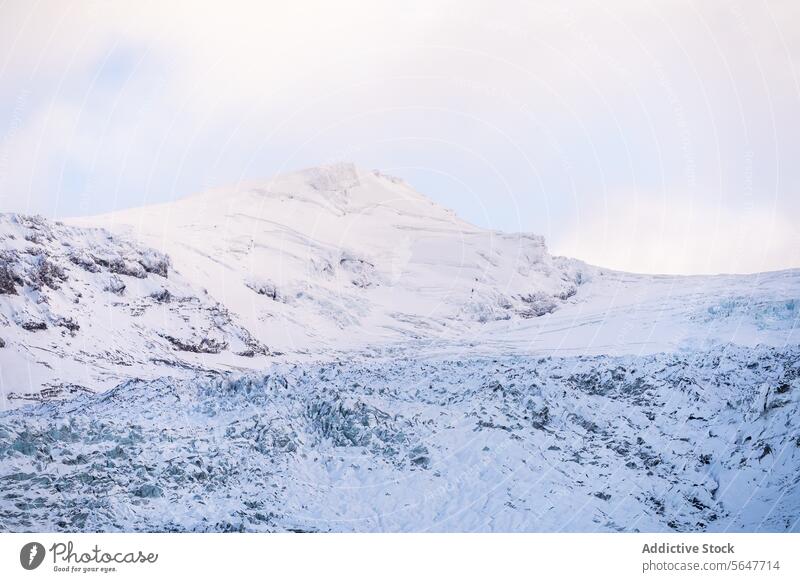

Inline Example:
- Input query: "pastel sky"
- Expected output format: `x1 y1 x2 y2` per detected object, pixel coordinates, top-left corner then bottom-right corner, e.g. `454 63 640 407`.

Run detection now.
1 0 798 274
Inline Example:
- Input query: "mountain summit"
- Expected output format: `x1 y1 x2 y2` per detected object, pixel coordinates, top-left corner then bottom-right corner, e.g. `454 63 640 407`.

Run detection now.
74 164 588 352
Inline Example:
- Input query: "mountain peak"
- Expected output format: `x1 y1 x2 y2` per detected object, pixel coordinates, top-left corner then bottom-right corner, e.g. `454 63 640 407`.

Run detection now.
251 162 363 196
293 162 360 192
265 162 410 197
189 163 420 211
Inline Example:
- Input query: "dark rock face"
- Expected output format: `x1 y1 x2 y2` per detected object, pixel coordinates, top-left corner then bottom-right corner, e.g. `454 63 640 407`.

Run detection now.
150 289 172 303
91 249 169 280
0 254 22 294
104 275 126 295
68 250 101 273
30 256 68 290
6 383 93 403
93 256 147 278
20 320 47 332
518 292 558 317
162 334 229 354
245 278 280 300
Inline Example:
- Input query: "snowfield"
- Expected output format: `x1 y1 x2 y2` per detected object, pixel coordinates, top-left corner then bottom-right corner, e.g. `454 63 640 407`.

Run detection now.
1 164 799 532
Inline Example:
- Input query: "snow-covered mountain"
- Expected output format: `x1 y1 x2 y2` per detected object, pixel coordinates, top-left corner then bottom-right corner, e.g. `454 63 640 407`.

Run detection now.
73 163 590 353
75 163 799 356
1 163 799 532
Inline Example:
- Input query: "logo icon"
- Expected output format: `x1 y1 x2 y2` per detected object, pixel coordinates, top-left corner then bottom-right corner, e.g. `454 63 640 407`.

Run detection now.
20 542 46 570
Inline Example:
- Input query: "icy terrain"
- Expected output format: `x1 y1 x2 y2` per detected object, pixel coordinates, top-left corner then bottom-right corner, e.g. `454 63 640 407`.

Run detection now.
1 346 798 532
1 164 799 532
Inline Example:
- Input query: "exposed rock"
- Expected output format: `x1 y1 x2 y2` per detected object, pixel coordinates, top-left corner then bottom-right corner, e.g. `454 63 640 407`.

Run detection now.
518 291 558 317
150 289 172 303
162 334 228 354
104 275 126 295
0 253 22 294
245 277 280 300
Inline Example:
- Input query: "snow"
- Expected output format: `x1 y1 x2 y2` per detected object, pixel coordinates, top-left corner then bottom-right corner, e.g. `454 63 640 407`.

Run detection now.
1 163 799 532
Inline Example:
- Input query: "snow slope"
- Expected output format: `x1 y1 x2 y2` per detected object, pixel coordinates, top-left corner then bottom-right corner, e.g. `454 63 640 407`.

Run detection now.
1 163 799 532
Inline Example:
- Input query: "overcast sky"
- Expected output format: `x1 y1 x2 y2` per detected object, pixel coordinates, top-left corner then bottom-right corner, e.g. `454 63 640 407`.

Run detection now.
1 0 798 274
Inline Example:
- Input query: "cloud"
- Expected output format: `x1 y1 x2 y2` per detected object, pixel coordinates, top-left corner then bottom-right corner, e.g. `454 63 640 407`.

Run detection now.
553 189 800 275
0 0 798 274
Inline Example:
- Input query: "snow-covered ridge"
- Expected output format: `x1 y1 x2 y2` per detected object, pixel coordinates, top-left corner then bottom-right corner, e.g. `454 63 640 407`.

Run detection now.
0 213 269 405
